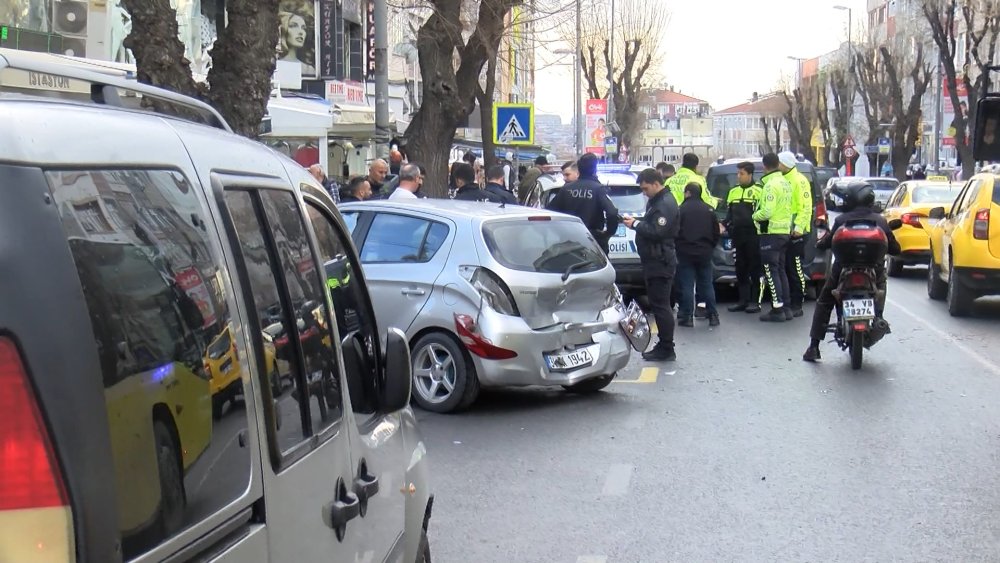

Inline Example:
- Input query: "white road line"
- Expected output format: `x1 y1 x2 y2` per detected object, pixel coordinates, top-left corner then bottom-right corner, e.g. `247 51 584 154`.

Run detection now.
887 297 1000 377
576 557 608 563
601 463 634 496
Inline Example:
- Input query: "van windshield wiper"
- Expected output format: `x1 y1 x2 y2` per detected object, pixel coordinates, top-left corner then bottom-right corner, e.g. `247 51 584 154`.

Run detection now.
562 259 595 282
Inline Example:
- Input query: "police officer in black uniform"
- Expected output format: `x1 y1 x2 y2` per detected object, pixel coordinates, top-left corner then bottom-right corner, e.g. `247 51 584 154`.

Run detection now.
725 161 763 313
622 168 679 362
452 163 501 202
547 152 619 253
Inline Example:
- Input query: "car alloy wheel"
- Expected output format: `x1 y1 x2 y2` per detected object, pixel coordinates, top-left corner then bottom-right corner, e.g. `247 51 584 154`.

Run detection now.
413 342 459 404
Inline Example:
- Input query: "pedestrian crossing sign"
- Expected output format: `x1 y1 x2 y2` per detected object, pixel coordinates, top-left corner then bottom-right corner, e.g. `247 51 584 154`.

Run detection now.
493 103 534 145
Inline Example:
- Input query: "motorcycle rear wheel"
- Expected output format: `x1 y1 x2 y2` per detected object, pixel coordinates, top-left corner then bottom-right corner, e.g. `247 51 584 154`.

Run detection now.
849 330 864 370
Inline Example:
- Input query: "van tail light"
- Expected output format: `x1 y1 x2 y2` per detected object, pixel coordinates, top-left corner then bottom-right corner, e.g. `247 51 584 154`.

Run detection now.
901 213 924 228
814 199 828 227
0 336 74 561
454 314 518 360
974 209 990 240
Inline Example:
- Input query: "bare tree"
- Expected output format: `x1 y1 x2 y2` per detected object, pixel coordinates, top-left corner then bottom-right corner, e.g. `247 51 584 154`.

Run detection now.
782 82 820 164
404 0 524 196
572 0 668 154
122 0 279 137
854 45 892 173
827 67 855 168
922 0 1000 178
880 44 932 182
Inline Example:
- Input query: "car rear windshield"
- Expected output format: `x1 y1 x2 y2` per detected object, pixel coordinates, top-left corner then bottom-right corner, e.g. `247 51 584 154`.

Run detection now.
483 218 608 274
607 185 646 214
912 185 961 204
869 179 899 192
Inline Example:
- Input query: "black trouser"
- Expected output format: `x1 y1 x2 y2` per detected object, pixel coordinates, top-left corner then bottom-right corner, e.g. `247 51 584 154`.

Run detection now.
759 234 790 308
809 263 888 341
592 230 611 255
644 264 676 349
786 236 808 309
732 230 760 305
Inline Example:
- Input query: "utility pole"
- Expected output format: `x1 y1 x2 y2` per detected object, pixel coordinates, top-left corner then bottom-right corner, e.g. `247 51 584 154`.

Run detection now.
574 0 582 155
374 0 390 158
607 0 616 129
932 57 942 174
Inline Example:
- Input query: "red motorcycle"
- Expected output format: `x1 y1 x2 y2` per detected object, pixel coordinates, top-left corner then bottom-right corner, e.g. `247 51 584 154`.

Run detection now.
827 219 902 369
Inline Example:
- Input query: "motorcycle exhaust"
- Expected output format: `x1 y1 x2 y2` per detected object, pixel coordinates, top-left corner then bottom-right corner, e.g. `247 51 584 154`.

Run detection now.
867 317 891 345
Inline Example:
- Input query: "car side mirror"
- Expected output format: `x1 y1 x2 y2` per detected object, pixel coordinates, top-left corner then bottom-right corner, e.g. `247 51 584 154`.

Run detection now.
928 207 946 220
380 327 412 412
873 201 885 212
887 218 903 230
972 94 1000 161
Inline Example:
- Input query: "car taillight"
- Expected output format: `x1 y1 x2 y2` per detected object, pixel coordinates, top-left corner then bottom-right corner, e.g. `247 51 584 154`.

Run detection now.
974 208 990 240
454 314 518 360
469 268 520 316
901 213 924 228
0 336 74 561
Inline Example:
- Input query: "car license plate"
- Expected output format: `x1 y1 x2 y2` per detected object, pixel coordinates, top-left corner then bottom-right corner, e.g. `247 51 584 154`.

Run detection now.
615 224 627 237
545 344 599 372
843 298 875 320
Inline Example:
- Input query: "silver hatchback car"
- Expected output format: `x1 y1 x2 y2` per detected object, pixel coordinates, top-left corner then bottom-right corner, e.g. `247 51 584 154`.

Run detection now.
340 200 632 413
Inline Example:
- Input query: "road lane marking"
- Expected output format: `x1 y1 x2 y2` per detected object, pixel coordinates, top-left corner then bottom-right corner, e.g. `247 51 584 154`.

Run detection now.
614 366 660 384
887 297 1000 377
576 557 608 563
601 463 634 496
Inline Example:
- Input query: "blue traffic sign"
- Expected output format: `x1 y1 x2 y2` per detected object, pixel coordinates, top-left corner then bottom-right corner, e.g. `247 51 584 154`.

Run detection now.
493 104 534 145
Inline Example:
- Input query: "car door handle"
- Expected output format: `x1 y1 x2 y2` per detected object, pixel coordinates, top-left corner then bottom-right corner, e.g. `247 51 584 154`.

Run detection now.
401 288 426 296
354 467 380 509
323 478 361 541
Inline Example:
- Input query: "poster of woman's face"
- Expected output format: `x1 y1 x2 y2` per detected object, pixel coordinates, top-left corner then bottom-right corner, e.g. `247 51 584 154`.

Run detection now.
277 0 317 78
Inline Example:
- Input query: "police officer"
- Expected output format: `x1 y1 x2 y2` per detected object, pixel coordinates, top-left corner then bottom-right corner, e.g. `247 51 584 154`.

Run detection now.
753 153 794 322
452 163 501 202
779 151 813 317
725 161 762 313
547 152 619 253
622 168 679 361
484 165 519 205
666 153 718 208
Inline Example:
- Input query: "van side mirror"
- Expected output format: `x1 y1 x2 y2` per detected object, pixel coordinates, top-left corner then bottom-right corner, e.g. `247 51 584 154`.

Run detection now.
380 328 412 412
973 95 1000 161
928 207 946 220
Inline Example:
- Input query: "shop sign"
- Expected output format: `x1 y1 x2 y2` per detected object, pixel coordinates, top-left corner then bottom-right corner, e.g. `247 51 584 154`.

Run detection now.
366 0 376 81
318 0 337 78
326 80 366 104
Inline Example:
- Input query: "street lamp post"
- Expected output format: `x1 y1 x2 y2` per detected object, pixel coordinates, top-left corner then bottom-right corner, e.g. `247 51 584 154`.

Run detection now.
787 55 806 87
834 5 853 141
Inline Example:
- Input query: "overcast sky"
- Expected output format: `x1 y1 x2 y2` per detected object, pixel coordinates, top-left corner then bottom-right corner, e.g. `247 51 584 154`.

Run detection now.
533 0 870 120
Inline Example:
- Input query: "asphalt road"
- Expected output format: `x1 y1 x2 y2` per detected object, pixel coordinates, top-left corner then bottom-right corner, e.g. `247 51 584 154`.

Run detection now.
421 268 1000 562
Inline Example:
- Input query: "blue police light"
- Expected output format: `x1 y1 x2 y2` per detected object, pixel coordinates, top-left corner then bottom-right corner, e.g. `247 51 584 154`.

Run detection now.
596 164 633 173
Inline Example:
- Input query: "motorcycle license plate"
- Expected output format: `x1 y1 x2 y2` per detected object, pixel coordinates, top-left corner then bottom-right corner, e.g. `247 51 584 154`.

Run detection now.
843 298 875 320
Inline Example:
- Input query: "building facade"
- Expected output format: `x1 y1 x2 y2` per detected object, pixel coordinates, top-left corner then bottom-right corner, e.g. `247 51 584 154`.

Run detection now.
635 88 713 164
713 93 791 159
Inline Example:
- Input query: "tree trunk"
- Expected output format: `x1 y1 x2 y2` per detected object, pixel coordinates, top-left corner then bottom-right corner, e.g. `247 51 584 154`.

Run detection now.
477 53 499 172
122 0 277 138
204 0 279 137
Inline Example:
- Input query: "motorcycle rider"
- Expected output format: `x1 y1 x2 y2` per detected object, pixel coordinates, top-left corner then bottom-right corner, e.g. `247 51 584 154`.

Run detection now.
802 181 900 362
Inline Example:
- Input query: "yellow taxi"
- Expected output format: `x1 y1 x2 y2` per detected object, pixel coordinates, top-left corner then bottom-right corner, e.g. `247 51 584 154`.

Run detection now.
926 165 1000 316
205 323 279 417
881 178 963 276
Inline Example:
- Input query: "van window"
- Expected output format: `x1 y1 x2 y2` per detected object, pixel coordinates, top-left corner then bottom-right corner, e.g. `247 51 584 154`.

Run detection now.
50 170 252 560
224 189 344 459
306 202 382 416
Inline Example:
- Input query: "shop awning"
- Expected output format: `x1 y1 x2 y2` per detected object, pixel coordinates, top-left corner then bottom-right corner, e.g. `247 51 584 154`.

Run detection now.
332 103 375 125
263 96 333 138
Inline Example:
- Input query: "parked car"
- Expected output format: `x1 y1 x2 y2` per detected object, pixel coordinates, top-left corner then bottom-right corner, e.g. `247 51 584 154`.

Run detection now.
926 165 1000 316
524 164 649 297
339 199 632 413
0 48 431 563
825 177 899 211
706 158 831 289
881 179 963 275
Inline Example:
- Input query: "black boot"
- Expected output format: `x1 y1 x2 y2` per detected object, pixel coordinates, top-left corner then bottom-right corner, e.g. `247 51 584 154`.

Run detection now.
728 302 748 312
729 286 750 312
760 306 787 322
678 316 694 328
803 345 821 362
708 313 720 327
643 342 676 362
745 302 762 313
